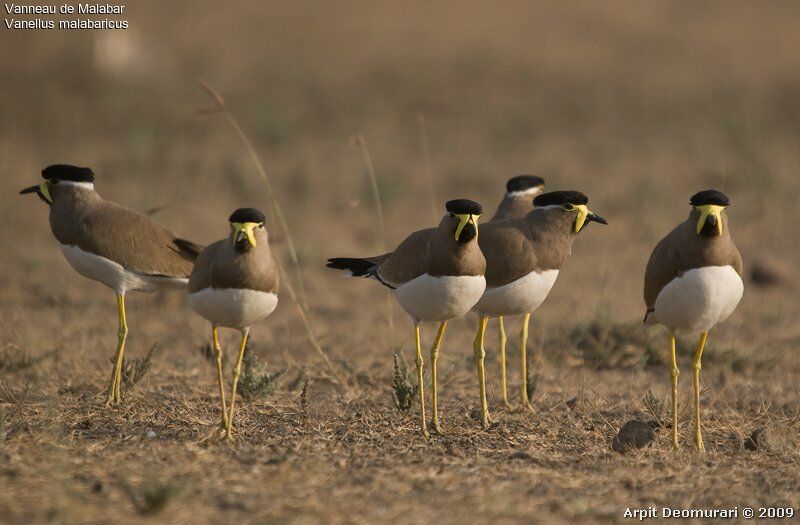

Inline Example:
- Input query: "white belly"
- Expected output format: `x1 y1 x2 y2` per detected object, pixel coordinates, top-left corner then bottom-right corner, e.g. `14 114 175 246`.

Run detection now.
189 287 278 329
473 269 559 317
394 274 486 323
60 244 188 294
650 265 743 333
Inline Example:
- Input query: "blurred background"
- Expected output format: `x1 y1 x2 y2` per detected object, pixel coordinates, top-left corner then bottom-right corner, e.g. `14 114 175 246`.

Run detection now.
3 0 799 352
2 2 800 521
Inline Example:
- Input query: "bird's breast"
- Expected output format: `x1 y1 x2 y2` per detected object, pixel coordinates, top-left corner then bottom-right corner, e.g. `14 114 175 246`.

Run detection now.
652 265 743 333
473 269 559 316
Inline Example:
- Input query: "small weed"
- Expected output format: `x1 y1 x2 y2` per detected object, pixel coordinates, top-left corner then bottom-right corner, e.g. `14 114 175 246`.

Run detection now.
199 342 229 368
392 353 418 412
526 372 539 400
0 408 6 453
288 368 307 392
238 342 286 401
0 345 56 373
121 478 180 516
548 317 661 369
300 378 310 423
121 344 157 388
643 389 666 428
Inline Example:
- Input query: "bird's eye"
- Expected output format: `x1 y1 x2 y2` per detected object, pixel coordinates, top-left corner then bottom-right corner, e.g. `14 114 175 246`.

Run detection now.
258 223 265 229
50 178 60 184
561 203 575 211
449 213 456 219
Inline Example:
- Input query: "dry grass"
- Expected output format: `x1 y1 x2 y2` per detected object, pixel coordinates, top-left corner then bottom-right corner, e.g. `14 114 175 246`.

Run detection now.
2 1 800 523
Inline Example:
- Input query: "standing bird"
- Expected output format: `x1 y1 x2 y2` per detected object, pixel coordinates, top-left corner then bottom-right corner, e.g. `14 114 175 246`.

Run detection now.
19 164 202 406
644 190 743 451
188 208 279 439
488 175 546 407
472 191 607 427
327 200 486 437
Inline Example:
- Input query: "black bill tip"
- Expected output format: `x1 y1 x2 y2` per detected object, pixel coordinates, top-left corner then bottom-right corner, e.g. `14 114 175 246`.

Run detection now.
588 212 608 225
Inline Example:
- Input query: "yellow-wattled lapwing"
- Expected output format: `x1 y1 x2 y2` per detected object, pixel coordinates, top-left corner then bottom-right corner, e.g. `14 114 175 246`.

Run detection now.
327 199 486 437
644 190 743 451
188 208 279 440
472 191 607 427
488 175 545 407
20 164 202 406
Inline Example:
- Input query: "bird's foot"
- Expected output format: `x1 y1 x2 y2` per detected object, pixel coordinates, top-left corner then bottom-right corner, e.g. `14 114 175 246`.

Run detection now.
695 436 705 452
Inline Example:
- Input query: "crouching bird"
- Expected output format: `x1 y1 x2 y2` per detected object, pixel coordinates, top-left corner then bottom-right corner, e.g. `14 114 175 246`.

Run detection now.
644 190 743 451
188 208 279 440
472 191 607 426
327 199 486 438
20 164 203 406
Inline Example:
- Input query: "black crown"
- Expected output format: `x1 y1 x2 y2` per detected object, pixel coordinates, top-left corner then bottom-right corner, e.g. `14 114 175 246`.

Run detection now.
42 164 94 183
690 190 729 207
446 199 482 215
229 207 266 223
506 175 545 193
533 191 588 207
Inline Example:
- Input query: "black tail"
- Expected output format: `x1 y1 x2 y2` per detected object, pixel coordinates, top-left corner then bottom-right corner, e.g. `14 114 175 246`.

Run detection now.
326 257 376 277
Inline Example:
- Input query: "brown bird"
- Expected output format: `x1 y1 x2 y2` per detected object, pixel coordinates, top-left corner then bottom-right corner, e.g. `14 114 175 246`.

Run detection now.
327 199 486 437
20 164 202 406
644 190 743 451
472 191 607 427
188 208 279 440
488 175 545 407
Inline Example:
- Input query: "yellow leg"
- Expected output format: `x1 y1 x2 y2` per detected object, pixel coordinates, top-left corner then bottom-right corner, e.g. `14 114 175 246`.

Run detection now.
212 326 230 430
520 313 533 411
669 334 680 450
473 317 490 429
105 293 128 406
498 316 511 408
414 324 429 438
226 328 250 440
430 321 447 434
692 331 708 452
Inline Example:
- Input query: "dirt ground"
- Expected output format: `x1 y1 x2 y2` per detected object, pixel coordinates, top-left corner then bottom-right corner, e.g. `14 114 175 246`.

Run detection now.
1 1 800 523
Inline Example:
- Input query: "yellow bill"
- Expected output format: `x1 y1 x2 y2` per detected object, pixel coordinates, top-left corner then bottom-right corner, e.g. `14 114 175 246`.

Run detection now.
19 182 53 204
454 213 481 241
695 204 724 236
572 204 607 232
231 222 260 247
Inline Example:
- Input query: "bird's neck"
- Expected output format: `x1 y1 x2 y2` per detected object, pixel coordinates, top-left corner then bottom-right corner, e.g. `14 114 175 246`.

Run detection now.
49 184 100 216
426 227 485 277
523 208 578 265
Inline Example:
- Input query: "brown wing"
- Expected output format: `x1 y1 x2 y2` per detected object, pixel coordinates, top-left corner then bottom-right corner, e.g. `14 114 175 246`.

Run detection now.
643 230 681 313
78 201 200 278
188 240 225 293
375 227 434 286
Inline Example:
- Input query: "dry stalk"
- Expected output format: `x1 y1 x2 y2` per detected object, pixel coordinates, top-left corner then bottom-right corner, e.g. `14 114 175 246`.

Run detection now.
354 134 394 338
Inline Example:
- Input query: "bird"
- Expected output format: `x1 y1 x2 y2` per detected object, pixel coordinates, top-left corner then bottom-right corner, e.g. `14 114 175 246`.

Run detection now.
327 199 486 438
490 174 546 221
643 190 743 451
488 175 546 407
20 164 202 406
472 191 607 427
188 207 279 440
